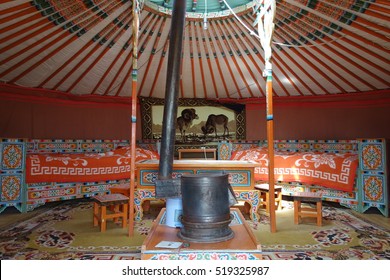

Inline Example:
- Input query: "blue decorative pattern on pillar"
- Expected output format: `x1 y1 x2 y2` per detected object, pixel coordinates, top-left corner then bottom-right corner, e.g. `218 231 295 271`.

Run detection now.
358 139 388 217
0 139 26 213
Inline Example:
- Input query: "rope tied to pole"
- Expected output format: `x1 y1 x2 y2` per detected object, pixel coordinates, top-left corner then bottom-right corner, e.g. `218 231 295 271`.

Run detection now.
253 0 276 76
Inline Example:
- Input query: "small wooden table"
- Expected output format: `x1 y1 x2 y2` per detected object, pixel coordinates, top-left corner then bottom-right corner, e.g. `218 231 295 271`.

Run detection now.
255 183 283 213
141 208 262 260
293 192 323 226
135 160 260 222
92 193 129 232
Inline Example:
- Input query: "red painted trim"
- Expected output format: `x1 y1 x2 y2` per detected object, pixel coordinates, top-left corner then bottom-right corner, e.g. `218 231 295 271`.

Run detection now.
224 90 390 108
0 83 132 108
1 83 388 109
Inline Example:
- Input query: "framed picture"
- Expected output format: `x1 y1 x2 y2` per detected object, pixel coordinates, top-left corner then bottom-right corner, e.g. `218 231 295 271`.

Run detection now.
140 97 246 143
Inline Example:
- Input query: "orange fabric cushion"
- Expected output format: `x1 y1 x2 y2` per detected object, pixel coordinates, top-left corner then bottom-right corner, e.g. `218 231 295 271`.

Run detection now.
231 147 358 192
26 147 159 183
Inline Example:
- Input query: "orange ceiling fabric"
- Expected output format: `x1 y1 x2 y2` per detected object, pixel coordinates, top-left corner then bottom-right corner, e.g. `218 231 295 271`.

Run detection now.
0 0 389 101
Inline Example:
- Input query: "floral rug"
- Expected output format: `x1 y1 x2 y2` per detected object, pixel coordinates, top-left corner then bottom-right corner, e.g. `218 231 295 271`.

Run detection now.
0 199 388 260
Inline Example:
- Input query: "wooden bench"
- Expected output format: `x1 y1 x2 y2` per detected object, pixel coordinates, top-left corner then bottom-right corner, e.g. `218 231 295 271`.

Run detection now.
93 193 129 232
292 192 323 226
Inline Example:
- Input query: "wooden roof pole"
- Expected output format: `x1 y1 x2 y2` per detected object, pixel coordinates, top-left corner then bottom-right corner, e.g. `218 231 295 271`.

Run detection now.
254 0 277 232
266 71 276 233
128 1 141 237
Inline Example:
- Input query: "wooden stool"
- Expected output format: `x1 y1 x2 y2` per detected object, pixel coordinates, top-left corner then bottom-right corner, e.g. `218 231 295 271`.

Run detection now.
93 193 129 232
255 184 283 213
292 192 322 226
110 184 152 213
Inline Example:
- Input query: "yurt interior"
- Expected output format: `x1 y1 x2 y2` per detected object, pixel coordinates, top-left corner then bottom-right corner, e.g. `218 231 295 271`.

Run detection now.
0 0 389 264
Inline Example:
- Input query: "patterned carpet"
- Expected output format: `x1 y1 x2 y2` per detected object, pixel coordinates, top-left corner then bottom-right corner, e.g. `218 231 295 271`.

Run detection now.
0 199 389 260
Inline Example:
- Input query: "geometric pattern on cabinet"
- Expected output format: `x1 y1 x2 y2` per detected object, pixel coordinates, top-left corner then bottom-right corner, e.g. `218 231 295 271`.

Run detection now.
358 139 388 217
0 139 26 213
217 141 232 160
361 142 384 171
362 174 385 203
1 175 22 201
26 139 128 154
1 142 24 170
